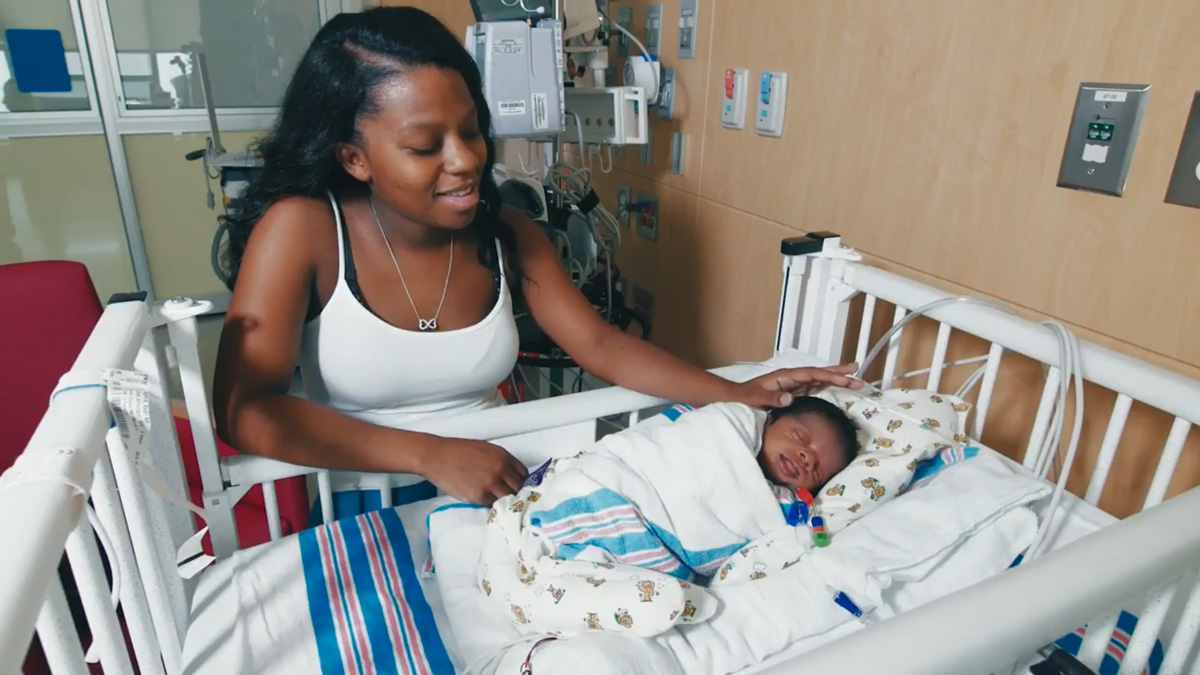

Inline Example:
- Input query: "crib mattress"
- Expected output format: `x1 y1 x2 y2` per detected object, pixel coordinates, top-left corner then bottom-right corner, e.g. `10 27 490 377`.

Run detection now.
179 468 1112 675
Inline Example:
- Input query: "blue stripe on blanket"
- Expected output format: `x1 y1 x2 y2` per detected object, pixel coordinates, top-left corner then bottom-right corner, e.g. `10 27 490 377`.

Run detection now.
531 488 747 578
299 512 455 675
341 521 398 674
298 528 345 675
378 509 456 674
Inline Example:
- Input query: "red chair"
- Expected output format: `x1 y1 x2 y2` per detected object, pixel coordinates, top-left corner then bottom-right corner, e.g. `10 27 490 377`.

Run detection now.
1 261 308 671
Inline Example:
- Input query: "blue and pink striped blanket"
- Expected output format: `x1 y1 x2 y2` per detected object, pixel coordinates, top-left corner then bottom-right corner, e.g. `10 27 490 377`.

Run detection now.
297 509 454 675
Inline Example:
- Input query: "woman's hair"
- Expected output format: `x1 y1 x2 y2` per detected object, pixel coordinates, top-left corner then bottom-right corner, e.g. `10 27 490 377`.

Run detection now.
219 7 518 290
768 395 861 467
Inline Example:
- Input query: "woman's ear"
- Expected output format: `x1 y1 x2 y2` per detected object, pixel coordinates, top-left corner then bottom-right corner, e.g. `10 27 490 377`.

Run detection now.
336 142 371 183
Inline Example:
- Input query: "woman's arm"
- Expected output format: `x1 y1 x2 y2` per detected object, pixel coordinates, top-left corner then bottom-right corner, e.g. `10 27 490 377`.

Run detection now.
213 199 525 503
511 208 860 407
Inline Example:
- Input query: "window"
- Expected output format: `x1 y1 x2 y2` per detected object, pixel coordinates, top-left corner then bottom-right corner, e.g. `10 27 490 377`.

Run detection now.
0 0 91 112
106 0 323 110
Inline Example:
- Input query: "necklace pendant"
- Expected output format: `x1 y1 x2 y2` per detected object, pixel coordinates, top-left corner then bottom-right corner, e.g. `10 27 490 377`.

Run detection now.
418 318 438 331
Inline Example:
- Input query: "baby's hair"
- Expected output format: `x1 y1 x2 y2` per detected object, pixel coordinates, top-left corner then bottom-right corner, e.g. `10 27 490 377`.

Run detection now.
767 396 860 468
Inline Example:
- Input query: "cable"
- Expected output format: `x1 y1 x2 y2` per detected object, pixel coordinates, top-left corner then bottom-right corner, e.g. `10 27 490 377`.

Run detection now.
854 294 1084 565
855 296 1014 381
599 8 658 100
1025 321 1085 561
870 355 991 388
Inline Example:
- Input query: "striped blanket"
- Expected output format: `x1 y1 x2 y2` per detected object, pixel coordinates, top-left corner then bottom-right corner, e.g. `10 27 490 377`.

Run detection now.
298 509 454 675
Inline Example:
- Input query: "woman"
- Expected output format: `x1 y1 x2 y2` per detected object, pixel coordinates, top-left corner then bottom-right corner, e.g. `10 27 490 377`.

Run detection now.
213 7 860 517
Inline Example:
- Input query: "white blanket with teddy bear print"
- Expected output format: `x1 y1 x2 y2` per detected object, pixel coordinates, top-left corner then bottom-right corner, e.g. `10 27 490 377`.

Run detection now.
475 401 810 639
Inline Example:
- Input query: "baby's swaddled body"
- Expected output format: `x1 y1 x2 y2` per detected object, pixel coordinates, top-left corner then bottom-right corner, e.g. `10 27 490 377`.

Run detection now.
476 399 858 637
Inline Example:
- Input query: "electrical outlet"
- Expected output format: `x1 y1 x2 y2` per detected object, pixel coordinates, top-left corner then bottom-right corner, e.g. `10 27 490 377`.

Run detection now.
1057 82 1150 197
617 185 632 227
635 191 658 241
615 7 633 58
1165 91 1200 209
657 66 676 120
645 4 662 57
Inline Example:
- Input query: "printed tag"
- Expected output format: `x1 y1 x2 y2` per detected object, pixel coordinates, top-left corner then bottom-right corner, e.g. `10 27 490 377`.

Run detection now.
1094 90 1128 103
499 99 527 117
104 368 215 578
493 37 524 55
532 93 549 130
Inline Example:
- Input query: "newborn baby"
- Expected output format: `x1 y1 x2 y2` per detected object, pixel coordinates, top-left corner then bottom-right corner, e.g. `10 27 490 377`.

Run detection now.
759 396 860 495
478 396 861 637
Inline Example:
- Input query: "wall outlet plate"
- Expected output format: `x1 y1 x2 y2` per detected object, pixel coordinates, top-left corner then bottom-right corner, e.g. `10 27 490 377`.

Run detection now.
615 6 632 57
645 4 663 57
635 191 658 241
616 184 632 227
677 0 698 59
1165 91 1200 209
1057 82 1150 197
657 66 676 120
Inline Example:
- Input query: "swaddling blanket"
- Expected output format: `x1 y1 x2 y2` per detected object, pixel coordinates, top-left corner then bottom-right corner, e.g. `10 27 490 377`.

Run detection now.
478 402 804 638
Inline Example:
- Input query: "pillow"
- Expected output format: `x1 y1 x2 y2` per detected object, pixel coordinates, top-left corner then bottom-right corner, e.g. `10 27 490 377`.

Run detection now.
812 386 974 534
809 449 1049 609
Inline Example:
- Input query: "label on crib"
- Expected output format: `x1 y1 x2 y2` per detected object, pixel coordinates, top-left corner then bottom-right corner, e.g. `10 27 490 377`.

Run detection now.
104 369 151 462
104 368 216 578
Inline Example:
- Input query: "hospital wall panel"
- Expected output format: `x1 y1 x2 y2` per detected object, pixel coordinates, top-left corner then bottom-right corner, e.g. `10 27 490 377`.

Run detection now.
696 0 1200 370
122 130 261 300
0 135 136 300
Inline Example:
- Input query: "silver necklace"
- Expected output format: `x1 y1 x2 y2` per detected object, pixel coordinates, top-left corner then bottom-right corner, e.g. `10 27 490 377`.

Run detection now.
369 197 454 331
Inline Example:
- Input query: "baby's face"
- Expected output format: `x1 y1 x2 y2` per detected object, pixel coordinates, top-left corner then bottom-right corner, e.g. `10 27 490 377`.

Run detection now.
759 412 848 493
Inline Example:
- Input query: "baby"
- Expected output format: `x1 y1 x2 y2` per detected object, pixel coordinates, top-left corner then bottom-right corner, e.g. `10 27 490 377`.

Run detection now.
758 396 860 495
479 396 862 636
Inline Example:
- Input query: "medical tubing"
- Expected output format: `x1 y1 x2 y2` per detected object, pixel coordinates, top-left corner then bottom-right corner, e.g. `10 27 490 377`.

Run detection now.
855 296 1014 381
855 294 1082 564
1026 322 1085 560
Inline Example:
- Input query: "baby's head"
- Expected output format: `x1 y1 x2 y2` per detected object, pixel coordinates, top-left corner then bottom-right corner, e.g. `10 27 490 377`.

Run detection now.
758 396 859 493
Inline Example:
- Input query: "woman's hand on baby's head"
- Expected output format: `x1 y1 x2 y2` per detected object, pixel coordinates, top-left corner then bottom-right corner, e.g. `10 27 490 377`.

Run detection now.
421 438 529 505
734 363 863 409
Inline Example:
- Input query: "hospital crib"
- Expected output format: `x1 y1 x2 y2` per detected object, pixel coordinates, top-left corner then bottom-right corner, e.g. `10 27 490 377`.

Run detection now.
1 233 1198 675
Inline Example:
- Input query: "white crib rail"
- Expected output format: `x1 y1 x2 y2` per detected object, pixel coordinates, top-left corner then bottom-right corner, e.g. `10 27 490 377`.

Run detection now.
0 299 146 664
771 485 1200 675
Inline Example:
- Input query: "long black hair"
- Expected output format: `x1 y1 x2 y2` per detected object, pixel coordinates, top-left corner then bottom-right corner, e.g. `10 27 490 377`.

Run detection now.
220 7 518 290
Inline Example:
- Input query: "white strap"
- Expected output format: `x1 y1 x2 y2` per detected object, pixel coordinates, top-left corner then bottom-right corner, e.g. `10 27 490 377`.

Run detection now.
103 369 216 579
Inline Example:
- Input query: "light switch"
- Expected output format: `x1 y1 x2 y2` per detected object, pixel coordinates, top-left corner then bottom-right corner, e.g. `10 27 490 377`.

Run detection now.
755 70 788 137
1056 82 1150 197
1165 92 1200 209
721 68 748 130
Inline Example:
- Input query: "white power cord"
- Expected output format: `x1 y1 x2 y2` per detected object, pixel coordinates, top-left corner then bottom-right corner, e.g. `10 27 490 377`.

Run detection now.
855 296 1084 565
871 355 991 388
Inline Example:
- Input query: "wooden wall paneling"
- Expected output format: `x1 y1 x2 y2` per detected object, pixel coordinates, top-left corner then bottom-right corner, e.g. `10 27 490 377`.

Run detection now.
606 0 715 194
589 169 703 359
698 0 1200 369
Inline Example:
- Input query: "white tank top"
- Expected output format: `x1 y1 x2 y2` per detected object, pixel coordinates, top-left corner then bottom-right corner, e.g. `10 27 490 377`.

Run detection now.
298 193 520 490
